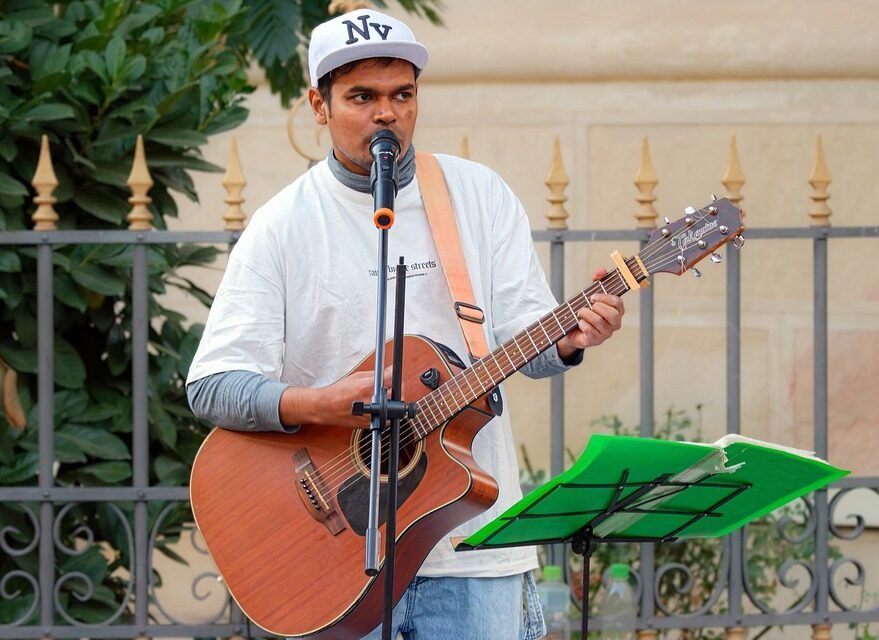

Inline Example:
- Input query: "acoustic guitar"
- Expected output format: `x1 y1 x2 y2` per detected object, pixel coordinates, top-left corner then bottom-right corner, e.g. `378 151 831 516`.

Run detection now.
190 199 744 638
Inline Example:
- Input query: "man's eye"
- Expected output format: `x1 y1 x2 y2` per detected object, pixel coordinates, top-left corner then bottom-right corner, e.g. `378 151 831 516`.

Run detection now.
395 92 412 101
352 93 370 103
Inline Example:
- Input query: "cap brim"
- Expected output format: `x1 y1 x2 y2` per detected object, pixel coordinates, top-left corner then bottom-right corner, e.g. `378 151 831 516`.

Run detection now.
312 41 429 86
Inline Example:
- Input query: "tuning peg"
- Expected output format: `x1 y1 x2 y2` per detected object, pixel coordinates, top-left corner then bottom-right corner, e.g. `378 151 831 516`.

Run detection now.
692 266 702 278
710 252 724 264
676 255 687 266
684 206 697 215
734 235 745 249
710 193 718 202
664 217 671 225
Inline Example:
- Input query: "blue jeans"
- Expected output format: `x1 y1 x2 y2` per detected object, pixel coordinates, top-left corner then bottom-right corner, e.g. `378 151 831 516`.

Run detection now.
361 572 545 640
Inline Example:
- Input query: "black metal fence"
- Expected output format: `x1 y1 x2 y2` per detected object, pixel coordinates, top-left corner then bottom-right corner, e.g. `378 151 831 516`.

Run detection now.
2 220 879 638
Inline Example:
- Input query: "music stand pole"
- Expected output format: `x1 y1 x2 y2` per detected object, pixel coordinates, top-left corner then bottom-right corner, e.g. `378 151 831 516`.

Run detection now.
381 258 413 638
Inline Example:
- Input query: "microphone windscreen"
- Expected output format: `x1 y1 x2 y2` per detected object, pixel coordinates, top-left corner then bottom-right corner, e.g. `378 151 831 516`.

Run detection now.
370 129 400 157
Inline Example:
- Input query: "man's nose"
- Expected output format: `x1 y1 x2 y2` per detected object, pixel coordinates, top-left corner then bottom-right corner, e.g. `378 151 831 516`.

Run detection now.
373 98 396 124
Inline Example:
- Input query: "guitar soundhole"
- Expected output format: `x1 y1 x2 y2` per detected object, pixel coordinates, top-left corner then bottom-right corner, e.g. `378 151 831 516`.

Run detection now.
351 422 424 480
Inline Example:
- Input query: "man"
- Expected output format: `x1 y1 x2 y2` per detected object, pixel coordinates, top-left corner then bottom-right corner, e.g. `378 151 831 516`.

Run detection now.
187 8 625 639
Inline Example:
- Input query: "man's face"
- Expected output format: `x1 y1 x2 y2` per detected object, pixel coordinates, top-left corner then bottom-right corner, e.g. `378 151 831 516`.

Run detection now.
309 58 418 175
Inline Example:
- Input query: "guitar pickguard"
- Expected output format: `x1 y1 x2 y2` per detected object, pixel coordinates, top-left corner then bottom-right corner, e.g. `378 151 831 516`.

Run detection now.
336 452 428 536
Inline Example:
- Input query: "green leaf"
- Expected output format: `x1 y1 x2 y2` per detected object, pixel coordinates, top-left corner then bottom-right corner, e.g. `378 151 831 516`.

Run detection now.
0 137 17 162
14 310 36 349
35 16 78 41
0 20 33 54
140 26 164 46
55 339 87 389
54 431 88 463
58 425 131 461
0 342 37 374
148 150 222 173
53 272 88 312
203 105 249 135
80 50 108 84
104 36 126 81
0 273 23 309
54 389 89 422
0 451 37 483
149 402 177 449
0 173 28 197
113 4 162 37
58 546 108 586
175 277 213 307
77 403 121 422
246 0 301 68
176 245 220 267
32 43 71 84
72 188 128 225
69 81 102 107
119 55 146 85
145 127 208 148
33 71 69 96
21 103 75 121
70 263 126 296
0 250 22 272
77 461 131 483
154 454 187 484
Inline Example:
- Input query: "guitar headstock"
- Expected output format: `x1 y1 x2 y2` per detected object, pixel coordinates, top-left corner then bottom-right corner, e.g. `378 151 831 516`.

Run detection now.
643 198 744 276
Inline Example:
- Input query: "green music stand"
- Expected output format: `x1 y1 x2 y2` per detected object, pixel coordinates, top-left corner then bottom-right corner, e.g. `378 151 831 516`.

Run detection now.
454 434 848 638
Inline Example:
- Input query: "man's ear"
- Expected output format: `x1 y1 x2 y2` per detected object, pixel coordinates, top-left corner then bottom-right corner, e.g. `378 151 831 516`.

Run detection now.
308 87 328 125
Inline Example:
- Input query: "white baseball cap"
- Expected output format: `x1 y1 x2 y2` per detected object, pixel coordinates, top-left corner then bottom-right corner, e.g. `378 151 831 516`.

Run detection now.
308 9 429 87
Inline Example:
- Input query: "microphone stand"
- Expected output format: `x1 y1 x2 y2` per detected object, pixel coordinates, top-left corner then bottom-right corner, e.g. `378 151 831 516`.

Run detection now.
353 134 416 640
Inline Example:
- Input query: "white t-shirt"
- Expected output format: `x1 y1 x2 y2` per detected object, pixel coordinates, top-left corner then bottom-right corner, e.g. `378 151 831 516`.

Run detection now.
188 154 563 577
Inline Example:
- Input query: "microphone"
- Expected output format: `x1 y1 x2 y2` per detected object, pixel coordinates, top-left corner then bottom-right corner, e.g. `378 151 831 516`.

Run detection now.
370 129 401 229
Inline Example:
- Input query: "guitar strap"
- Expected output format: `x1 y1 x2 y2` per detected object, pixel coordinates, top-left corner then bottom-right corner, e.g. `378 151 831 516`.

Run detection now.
415 151 489 361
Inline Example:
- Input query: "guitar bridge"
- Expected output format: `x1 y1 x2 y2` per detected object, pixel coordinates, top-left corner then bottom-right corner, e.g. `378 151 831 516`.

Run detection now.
293 448 346 536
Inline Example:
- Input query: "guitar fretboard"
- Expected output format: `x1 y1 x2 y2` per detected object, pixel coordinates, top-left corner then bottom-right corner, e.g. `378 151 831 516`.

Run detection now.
409 257 646 439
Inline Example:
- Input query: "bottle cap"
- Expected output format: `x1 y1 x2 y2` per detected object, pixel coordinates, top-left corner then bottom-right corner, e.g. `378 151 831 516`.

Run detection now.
542 565 562 581
610 563 629 579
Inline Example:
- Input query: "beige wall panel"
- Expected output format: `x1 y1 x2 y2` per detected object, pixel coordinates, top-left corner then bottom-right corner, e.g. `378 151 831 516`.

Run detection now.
403 0 879 82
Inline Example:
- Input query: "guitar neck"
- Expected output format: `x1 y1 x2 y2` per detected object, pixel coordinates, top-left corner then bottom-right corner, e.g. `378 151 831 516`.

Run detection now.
409 256 648 439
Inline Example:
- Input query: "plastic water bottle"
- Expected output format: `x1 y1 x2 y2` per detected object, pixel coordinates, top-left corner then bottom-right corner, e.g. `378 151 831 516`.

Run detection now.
598 563 636 639
536 564 571 640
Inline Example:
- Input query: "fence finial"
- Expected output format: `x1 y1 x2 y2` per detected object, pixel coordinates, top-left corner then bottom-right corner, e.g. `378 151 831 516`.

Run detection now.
722 135 746 215
32 134 59 231
223 136 247 230
126 135 153 230
811 623 832 640
545 136 569 230
634 137 658 229
460 136 470 160
808 135 832 227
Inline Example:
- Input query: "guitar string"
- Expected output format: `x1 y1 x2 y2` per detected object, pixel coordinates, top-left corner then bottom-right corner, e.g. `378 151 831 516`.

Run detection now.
310 207 730 496
313 206 727 495
317 225 716 497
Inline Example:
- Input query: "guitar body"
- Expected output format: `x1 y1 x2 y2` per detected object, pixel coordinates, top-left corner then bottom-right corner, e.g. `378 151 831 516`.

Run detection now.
190 335 500 638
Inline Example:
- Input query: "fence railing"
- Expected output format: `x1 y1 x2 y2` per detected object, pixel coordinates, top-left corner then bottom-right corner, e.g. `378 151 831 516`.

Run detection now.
1 133 877 639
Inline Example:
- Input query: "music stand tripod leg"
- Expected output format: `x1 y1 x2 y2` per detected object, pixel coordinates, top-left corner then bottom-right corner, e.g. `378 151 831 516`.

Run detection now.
571 529 596 639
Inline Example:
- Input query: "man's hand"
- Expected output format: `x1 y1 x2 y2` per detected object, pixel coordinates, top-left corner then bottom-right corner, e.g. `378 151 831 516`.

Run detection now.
279 367 392 429
557 267 625 359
